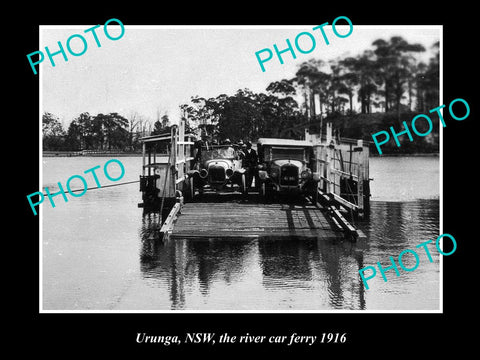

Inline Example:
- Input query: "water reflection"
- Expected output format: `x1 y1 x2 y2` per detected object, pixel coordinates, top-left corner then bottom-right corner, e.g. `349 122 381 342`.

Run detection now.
258 239 366 309
358 200 440 252
139 214 257 309
186 240 255 293
259 239 314 285
137 199 439 310
139 212 373 310
317 240 366 310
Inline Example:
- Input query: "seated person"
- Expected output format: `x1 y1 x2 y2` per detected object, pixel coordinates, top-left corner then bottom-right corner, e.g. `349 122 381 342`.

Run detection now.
220 139 235 158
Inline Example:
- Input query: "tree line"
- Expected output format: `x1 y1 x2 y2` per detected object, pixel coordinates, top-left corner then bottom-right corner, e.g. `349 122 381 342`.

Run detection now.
43 111 170 151
44 35 439 154
181 36 439 149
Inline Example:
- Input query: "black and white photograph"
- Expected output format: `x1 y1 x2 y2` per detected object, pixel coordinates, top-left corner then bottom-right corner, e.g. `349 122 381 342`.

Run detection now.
15 5 476 355
38 24 442 312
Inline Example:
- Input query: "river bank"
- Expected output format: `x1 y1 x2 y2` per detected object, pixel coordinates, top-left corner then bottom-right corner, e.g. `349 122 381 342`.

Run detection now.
43 150 143 157
369 152 439 157
43 150 439 158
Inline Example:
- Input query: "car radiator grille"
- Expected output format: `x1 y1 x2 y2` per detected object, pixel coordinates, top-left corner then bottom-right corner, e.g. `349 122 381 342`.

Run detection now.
280 165 298 186
209 166 225 183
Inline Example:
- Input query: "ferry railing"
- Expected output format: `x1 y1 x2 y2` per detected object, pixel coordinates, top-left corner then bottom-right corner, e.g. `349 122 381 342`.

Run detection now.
310 135 370 217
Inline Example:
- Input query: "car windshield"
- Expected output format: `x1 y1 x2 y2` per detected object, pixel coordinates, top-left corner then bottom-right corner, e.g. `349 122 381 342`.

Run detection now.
201 145 236 160
270 147 306 161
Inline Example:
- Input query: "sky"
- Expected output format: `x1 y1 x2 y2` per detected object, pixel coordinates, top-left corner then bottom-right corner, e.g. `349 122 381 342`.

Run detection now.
39 24 441 129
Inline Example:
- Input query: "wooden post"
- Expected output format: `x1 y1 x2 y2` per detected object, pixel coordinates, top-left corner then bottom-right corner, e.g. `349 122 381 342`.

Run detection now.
315 146 323 190
357 139 364 217
325 146 332 194
178 119 185 185
142 142 145 176
148 148 151 176
171 125 178 194
326 122 332 144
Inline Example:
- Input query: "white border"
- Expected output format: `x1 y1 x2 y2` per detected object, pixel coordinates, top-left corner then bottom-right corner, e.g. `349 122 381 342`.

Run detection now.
439 28 444 313
39 24 443 314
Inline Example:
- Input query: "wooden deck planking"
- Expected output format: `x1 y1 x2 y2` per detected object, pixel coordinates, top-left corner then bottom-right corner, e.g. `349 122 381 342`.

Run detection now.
170 200 343 240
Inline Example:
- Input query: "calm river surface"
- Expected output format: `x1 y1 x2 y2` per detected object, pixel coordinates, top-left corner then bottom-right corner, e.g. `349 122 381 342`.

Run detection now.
41 155 440 311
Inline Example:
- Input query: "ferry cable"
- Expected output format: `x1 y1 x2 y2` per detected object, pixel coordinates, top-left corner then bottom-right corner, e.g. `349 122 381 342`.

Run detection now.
41 179 140 197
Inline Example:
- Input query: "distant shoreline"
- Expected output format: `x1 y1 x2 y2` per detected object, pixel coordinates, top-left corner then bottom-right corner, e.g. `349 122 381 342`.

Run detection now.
369 152 439 157
43 151 143 157
42 150 439 158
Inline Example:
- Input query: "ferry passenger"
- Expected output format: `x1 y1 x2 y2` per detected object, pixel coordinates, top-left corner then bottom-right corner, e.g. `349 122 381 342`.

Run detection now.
237 140 246 160
244 141 258 189
193 138 202 166
221 139 235 158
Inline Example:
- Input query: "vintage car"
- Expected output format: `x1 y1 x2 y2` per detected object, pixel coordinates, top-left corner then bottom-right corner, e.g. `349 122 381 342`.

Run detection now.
187 144 247 197
257 138 320 201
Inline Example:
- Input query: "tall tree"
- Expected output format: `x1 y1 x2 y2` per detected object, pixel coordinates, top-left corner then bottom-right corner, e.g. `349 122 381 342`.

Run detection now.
372 36 425 114
416 41 439 112
105 112 129 150
293 59 329 119
337 71 358 114
265 81 302 137
94 113 129 150
151 120 164 135
127 112 141 151
266 79 296 97
42 112 64 137
42 112 65 150
68 112 94 149
326 60 350 114
341 51 378 114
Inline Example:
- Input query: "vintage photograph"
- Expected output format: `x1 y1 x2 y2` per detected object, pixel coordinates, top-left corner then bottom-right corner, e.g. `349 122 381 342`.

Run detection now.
39 24 441 311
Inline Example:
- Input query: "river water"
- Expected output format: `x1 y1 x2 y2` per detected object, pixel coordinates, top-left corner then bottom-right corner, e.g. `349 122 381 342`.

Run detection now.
41 155 440 311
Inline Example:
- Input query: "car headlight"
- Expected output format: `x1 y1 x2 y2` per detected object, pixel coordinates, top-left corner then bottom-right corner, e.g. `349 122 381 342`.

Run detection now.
301 169 312 179
270 168 279 178
258 170 267 180
200 169 208 178
226 168 234 178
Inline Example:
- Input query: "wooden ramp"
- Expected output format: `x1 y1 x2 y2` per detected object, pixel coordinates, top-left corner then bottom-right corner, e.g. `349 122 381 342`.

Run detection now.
169 194 343 241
